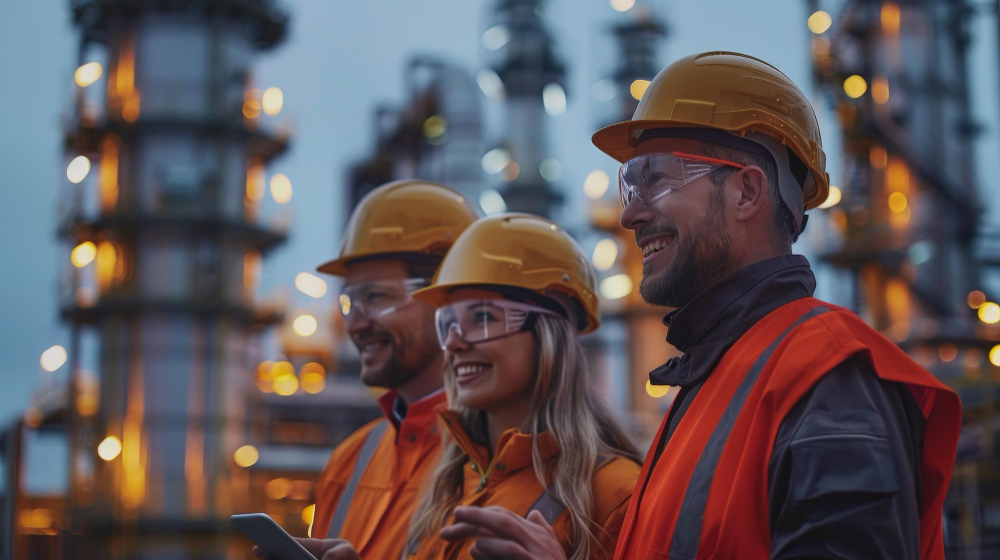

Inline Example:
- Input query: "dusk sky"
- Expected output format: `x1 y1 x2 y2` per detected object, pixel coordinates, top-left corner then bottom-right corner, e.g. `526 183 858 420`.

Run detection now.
2 0 997 427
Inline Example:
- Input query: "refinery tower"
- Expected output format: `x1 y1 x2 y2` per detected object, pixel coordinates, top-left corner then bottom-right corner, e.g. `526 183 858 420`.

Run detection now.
1 1 293 558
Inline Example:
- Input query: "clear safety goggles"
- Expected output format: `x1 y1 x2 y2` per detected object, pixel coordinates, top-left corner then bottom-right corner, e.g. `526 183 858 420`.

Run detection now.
619 152 746 208
434 299 561 349
338 278 430 319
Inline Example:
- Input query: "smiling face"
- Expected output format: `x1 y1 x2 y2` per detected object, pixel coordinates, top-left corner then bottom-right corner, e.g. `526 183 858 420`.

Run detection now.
620 138 736 309
342 259 441 389
440 289 538 414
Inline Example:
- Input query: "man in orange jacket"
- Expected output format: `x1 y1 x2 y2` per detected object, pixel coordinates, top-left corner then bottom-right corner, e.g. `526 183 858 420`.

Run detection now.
262 180 478 560
442 52 961 560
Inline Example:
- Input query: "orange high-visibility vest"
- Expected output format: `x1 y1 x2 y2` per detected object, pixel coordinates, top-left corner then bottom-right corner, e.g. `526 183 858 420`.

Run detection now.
614 298 961 560
312 390 446 560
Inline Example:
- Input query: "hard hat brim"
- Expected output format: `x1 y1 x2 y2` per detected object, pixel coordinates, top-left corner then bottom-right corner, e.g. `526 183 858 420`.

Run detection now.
412 281 509 309
316 257 348 277
592 120 647 163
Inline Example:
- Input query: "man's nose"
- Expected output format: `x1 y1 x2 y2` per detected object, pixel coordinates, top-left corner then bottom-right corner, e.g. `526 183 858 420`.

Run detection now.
620 197 655 232
345 308 373 336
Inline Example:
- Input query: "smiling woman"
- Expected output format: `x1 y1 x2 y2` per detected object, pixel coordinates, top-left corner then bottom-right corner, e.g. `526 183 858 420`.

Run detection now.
403 213 641 560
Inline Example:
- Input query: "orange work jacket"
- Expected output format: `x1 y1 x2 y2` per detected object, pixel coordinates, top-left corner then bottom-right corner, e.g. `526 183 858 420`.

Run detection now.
407 410 641 560
614 298 962 560
312 389 446 560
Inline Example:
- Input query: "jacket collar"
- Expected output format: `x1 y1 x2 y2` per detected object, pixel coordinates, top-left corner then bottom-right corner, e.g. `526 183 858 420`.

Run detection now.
439 410 560 477
378 388 447 432
650 255 816 387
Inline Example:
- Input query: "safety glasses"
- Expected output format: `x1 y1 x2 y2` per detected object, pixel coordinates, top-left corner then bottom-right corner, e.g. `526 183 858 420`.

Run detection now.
434 299 561 349
619 152 746 208
338 278 430 319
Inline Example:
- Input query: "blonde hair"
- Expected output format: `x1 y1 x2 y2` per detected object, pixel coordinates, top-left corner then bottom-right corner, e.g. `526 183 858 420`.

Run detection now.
405 313 640 560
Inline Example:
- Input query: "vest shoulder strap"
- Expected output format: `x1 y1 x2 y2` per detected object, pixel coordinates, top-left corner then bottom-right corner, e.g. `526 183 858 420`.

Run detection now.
327 420 389 538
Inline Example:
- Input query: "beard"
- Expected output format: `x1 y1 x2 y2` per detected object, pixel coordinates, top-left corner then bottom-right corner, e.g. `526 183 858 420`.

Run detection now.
354 324 441 389
638 192 734 309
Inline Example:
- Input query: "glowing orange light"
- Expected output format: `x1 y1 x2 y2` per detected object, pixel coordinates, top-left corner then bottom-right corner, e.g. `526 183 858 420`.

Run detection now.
645 380 670 398
807 10 833 34
246 159 265 202
592 238 619 271
968 290 987 309
272 361 298 396
273 374 299 396
881 3 901 35
24 408 43 428
262 87 283 116
979 302 1000 324
121 414 145 508
887 159 909 193
422 115 447 139
269 173 293 204
116 40 135 97
872 77 890 104
889 207 911 228
843 75 868 99
295 273 327 298
122 90 141 123
888 192 908 213
257 360 275 393
885 279 911 326
629 79 651 101
989 345 1000 367
818 186 842 209
244 251 261 291
601 274 633 300
869 146 888 169
302 504 316 525
293 314 318 337
77 391 99 416
74 62 103 87
98 435 122 461
243 89 263 119
938 344 958 363
19 508 54 530
265 478 291 500
234 445 259 468
301 362 326 394
99 137 120 210
71 241 97 268
96 241 118 292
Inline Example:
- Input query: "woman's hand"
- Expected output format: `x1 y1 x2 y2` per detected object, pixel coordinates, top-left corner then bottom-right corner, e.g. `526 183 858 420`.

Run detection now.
440 505 567 560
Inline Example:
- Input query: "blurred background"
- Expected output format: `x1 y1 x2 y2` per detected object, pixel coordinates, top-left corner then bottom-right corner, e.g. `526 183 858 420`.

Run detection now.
0 0 998 558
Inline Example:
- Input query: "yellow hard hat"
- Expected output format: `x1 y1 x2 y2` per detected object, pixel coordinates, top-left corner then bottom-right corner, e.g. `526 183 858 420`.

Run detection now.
317 180 479 276
412 213 600 334
593 51 829 213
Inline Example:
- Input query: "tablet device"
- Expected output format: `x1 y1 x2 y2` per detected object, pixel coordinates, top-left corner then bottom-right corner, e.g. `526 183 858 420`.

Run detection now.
231 513 316 560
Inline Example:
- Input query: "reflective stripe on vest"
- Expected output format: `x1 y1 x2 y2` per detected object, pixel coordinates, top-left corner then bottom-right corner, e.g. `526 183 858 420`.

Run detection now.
668 306 829 559
327 420 390 539
527 455 614 526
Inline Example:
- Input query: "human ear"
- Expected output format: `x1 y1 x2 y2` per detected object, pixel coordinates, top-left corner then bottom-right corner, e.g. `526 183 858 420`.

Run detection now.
731 166 768 223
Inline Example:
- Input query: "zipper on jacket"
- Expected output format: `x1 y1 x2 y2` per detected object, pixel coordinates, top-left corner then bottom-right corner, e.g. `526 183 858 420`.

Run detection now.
471 459 496 492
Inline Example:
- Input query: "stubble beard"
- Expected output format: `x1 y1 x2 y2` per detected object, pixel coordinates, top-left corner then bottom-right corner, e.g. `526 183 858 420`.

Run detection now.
638 195 734 309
